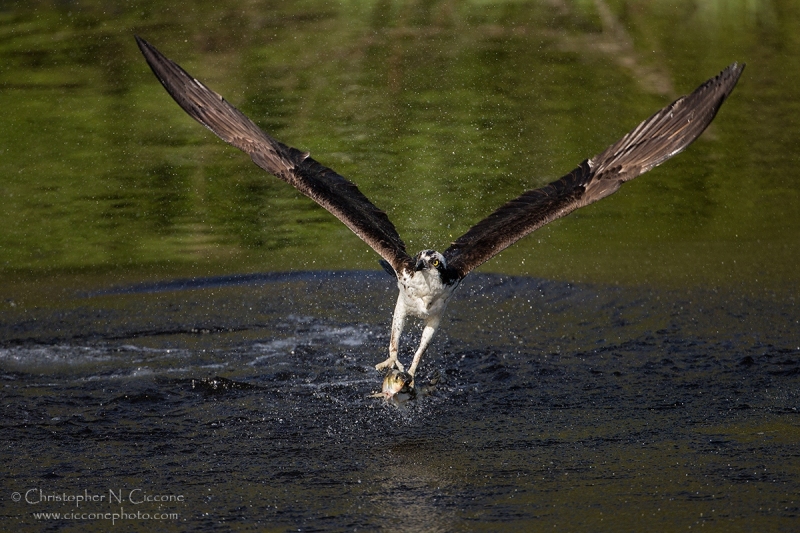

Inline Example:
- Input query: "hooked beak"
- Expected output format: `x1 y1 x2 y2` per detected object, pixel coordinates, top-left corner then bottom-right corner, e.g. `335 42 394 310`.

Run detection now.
415 259 426 271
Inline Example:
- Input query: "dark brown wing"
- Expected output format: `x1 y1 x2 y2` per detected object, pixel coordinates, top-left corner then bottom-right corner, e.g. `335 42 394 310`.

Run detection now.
135 36 414 276
444 62 744 278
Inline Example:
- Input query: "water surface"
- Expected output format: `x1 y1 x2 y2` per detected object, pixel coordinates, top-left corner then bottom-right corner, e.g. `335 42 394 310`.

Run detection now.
2 273 799 531
2 0 798 287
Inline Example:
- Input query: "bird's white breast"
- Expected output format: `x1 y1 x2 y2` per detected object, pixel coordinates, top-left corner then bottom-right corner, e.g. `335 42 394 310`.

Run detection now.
397 270 457 319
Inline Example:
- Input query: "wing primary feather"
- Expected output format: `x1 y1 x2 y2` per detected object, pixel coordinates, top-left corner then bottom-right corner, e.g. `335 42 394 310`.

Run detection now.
135 36 414 275
444 62 744 278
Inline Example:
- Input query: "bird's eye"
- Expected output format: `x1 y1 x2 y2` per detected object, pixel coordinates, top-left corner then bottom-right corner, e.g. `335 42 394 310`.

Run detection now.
432 259 440 267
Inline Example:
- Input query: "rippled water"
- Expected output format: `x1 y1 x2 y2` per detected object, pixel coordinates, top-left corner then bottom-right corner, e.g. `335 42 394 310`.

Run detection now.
2 272 798 531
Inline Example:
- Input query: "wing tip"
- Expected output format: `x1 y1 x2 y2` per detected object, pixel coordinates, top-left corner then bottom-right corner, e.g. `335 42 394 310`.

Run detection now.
701 61 745 105
134 35 157 62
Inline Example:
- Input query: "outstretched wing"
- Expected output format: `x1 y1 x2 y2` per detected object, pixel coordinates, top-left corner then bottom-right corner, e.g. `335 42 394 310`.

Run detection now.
444 62 744 279
136 36 415 275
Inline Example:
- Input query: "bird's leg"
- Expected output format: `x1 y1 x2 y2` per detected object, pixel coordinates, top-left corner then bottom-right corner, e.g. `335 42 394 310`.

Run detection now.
406 314 442 384
375 293 406 372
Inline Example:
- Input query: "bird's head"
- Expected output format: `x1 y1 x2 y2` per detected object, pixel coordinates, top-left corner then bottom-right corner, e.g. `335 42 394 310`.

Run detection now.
414 250 447 272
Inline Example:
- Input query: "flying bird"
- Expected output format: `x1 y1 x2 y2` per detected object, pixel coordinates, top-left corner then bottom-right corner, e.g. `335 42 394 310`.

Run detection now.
136 36 743 387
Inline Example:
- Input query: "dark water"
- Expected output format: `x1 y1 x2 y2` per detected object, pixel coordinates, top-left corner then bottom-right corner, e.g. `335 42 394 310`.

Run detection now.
2 272 798 531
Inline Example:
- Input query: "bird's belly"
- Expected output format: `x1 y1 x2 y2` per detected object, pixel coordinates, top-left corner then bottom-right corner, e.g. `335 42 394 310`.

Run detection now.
398 283 453 319
403 295 443 319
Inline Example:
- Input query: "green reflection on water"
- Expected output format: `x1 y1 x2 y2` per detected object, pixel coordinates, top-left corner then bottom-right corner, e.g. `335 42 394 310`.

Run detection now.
1 0 798 291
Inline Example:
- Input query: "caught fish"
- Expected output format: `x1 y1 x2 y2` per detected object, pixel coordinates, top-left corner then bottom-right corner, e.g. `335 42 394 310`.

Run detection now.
371 369 440 404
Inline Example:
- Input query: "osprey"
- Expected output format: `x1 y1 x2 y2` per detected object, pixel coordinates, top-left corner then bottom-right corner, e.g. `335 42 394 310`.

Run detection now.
136 37 743 385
